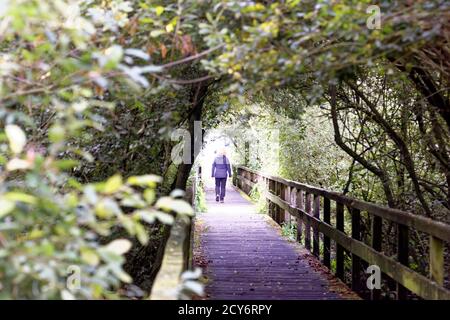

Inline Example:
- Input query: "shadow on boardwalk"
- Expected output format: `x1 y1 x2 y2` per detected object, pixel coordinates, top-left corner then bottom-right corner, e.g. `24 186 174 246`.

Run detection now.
193 185 358 300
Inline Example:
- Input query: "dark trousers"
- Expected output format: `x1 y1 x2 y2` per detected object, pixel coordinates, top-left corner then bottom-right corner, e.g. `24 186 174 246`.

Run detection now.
215 177 227 200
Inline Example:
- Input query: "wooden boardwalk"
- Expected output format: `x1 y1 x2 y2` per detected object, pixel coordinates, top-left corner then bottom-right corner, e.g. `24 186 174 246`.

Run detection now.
193 185 356 300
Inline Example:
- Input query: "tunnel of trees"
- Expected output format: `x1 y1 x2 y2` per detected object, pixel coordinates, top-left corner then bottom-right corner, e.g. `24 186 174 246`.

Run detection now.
0 0 449 299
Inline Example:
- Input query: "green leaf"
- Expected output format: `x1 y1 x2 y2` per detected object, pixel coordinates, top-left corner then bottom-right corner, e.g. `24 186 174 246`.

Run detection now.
0 249 8 258
95 199 119 218
121 194 146 208
4 192 37 204
135 223 149 245
136 209 156 224
81 248 100 266
127 174 162 187
103 175 123 194
170 189 185 198
154 212 174 224
104 239 132 255
155 6 164 16
0 198 15 218
83 185 98 204
103 45 123 69
6 158 31 171
5 124 26 154
143 189 155 204
111 265 132 283
171 200 194 215
54 159 79 170
48 124 65 143
150 29 165 38
155 197 194 216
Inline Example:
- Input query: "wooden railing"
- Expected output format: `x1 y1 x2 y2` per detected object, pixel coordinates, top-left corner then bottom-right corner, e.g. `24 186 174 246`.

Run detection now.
235 166 450 300
149 215 191 300
149 169 198 300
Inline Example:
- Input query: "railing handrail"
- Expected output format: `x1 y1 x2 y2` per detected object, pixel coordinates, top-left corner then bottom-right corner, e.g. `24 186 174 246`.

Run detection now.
235 165 450 300
237 165 450 242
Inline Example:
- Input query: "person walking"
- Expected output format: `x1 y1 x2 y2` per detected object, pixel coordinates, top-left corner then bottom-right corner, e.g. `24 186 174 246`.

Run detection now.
211 148 232 203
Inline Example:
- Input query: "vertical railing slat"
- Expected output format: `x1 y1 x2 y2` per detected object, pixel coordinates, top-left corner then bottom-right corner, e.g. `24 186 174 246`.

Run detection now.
304 193 312 251
279 183 287 225
351 208 361 292
336 202 345 280
323 197 331 268
296 189 304 244
313 194 320 257
269 179 275 220
397 224 409 300
285 186 291 224
430 236 444 286
371 215 382 300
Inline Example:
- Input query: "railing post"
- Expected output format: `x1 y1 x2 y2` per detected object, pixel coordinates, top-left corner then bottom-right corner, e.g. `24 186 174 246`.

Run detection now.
273 181 279 224
397 224 409 300
290 187 296 227
266 178 269 210
236 168 240 188
351 208 361 292
296 189 304 244
313 194 320 257
304 193 312 251
268 179 275 220
245 170 250 193
239 168 243 189
323 197 331 268
430 236 444 286
336 202 344 280
284 185 291 224
371 215 382 300
279 183 286 225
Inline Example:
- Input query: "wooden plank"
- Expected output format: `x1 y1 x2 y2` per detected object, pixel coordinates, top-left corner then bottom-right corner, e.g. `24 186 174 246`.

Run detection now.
197 187 348 300
323 197 331 268
313 194 320 257
264 191 450 300
351 208 361 292
430 236 444 285
236 167 450 242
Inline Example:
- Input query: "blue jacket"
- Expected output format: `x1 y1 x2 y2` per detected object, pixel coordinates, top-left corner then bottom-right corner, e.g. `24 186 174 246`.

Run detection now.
212 155 232 178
